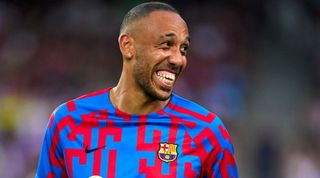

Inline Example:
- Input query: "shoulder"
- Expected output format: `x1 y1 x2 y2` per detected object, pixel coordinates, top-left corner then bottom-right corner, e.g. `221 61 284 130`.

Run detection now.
168 93 216 123
47 88 111 128
170 93 235 151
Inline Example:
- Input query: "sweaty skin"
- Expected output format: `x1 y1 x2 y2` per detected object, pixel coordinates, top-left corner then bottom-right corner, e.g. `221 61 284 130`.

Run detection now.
110 10 190 114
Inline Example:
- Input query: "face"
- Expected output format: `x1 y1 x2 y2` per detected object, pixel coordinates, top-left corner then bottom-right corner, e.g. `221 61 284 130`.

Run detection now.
131 11 190 101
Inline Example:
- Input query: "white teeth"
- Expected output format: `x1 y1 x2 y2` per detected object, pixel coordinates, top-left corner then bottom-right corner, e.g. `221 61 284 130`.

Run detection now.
156 71 176 81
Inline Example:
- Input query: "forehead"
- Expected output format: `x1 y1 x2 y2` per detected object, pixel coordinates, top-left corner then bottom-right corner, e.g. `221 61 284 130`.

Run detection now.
134 10 189 41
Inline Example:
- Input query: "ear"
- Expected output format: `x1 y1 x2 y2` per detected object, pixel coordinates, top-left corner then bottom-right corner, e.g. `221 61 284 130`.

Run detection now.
118 34 134 60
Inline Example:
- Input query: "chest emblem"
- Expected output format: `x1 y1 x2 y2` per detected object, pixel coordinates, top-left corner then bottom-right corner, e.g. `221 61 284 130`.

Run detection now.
158 142 178 163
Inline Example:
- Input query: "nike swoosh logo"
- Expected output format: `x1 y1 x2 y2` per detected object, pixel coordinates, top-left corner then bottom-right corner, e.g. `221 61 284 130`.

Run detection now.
85 145 106 154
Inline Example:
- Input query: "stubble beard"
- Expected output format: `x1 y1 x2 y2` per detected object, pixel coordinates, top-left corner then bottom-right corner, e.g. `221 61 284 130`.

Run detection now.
133 54 171 101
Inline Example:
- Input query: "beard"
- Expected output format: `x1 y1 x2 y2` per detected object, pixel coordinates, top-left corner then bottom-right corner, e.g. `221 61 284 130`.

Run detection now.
132 53 171 101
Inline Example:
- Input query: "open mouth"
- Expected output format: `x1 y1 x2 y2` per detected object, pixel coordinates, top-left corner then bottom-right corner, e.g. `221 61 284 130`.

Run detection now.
157 70 176 81
154 70 176 89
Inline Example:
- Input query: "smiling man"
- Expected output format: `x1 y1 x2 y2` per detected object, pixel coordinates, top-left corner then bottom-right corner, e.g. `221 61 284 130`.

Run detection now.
111 7 190 114
36 2 238 178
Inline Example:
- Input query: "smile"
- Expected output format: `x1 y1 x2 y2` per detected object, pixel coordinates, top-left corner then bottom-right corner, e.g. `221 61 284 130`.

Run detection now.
156 70 176 83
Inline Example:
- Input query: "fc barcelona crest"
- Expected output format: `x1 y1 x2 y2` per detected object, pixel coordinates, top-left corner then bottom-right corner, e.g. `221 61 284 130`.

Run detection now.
158 142 178 163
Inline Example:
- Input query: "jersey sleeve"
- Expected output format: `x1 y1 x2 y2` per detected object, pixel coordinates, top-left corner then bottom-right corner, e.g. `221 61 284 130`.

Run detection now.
204 115 239 178
35 106 68 178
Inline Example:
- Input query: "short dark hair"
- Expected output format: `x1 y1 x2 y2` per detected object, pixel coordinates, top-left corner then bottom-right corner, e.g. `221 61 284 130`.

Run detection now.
120 2 179 34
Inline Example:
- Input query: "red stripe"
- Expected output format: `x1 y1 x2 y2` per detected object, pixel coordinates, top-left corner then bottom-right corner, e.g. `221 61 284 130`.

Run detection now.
218 125 232 143
217 125 236 177
50 115 75 167
181 127 224 177
94 117 122 176
48 113 55 128
164 111 197 129
66 100 76 111
61 168 68 178
93 148 102 175
51 109 115 177
77 88 111 99
137 114 178 177
65 149 87 178
168 117 178 143
93 126 105 176
115 109 131 121
93 118 108 176
51 111 102 177
139 156 177 178
48 106 62 128
168 157 178 178
107 150 117 178
136 116 161 151
219 149 236 178
47 172 54 178
167 102 216 123
184 162 197 177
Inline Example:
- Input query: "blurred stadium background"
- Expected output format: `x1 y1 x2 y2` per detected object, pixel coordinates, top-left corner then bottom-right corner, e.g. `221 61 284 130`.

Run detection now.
0 0 320 177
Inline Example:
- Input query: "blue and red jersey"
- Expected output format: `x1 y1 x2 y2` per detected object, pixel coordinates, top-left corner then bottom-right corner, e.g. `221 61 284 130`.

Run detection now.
36 88 238 178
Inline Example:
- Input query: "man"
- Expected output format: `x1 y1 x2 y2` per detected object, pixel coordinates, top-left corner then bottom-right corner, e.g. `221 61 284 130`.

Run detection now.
36 2 238 178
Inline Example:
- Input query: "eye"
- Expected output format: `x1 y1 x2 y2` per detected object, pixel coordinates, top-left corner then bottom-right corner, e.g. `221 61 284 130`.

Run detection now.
160 41 174 47
180 44 189 56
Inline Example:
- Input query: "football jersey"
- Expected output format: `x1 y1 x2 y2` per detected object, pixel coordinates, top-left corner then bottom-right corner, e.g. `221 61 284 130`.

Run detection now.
36 88 238 178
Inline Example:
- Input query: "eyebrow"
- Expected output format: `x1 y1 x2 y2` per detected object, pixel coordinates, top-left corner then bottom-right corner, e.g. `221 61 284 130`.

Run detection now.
160 33 191 43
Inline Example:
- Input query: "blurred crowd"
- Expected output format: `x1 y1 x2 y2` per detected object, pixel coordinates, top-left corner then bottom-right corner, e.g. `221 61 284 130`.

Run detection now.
0 0 319 177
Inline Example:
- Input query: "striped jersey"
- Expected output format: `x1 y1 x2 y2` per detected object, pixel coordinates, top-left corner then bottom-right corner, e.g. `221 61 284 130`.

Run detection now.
36 88 238 178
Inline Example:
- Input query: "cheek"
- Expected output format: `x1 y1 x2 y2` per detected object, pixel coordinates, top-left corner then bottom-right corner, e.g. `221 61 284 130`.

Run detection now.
135 53 153 75
181 58 187 71
154 49 168 57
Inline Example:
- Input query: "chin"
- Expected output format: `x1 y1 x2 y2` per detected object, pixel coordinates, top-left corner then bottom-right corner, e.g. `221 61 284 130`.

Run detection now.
154 87 173 101
156 93 171 101
143 86 172 101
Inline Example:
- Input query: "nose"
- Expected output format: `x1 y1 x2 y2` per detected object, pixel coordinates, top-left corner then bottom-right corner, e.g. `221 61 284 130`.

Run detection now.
167 48 186 67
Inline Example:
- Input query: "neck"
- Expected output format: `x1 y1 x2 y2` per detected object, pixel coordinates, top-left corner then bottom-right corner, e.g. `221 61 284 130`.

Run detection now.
110 77 169 115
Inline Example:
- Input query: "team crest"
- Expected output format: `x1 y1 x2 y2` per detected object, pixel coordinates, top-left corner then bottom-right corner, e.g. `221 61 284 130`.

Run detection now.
158 142 178 163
